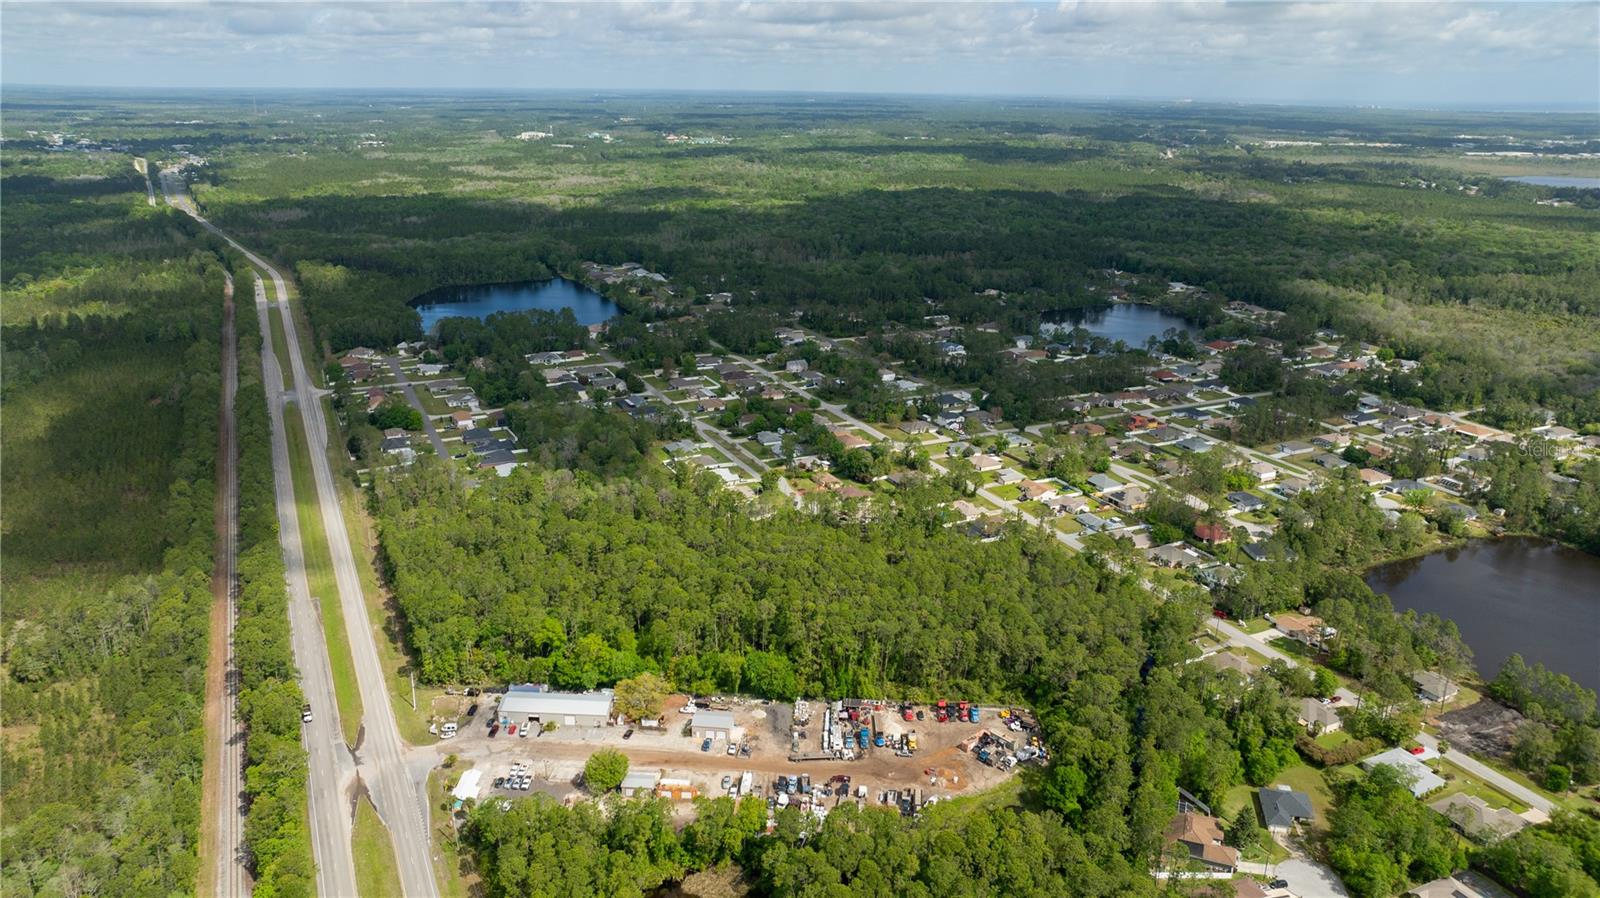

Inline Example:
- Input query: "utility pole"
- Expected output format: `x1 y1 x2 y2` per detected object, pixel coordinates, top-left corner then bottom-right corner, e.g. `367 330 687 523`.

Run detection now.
410 671 417 710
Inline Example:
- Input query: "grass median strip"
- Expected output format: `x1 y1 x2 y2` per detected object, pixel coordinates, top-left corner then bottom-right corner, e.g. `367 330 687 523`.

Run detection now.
284 405 364 746
352 794 404 898
265 297 294 391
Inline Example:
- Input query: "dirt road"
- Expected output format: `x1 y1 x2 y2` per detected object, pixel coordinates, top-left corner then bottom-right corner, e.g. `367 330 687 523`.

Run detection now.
200 272 251 898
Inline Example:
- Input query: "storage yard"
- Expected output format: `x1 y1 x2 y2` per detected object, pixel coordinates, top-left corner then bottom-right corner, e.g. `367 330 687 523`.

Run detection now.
437 689 1044 818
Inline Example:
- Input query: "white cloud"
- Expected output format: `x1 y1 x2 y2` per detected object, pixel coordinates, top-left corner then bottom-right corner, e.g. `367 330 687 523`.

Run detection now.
1 0 1594 105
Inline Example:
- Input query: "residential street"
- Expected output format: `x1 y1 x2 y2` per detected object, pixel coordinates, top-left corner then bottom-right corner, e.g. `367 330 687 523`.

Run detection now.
385 356 451 460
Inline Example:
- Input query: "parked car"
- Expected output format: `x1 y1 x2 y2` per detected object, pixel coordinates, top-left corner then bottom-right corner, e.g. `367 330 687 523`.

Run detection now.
466 703 478 718
727 741 737 755
622 728 634 739
701 737 713 752
488 724 499 738
508 724 517 736
721 775 732 790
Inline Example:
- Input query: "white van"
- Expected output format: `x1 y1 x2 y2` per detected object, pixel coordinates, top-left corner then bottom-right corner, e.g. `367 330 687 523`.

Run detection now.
440 722 458 739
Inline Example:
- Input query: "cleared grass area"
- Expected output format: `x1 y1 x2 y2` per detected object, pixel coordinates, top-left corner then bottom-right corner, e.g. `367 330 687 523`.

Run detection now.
284 407 364 746
1315 730 1355 750
427 768 476 898
352 794 404 898
1435 760 1528 813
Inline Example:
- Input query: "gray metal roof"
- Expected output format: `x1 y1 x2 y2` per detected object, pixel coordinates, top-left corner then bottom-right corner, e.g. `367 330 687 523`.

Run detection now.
692 710 736 729
500 687 613 719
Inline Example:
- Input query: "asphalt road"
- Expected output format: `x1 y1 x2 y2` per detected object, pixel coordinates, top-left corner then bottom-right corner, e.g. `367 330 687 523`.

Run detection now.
383 356 450 460
165 170 439 897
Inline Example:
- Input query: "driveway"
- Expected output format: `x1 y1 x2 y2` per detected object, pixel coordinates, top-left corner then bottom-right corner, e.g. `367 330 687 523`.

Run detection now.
1275 853 1350 898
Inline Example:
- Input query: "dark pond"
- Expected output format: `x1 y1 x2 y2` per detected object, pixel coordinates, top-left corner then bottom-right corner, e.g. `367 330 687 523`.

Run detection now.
1041 303 1199 347
1503 175 1600 189
1365 537 1600 692
412 278 621 333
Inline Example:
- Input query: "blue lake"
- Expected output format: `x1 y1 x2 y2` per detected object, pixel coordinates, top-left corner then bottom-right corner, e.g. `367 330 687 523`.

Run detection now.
1042 303 1199 347
412 278 621 333
1504 175 1600 189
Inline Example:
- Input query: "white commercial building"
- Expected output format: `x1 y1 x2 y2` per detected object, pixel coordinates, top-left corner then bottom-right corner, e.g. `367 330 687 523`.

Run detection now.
499 684 614 728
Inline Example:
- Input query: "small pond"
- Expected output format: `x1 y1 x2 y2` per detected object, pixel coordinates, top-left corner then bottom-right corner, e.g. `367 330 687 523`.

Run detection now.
412 278 620 333
1041 303 1199 347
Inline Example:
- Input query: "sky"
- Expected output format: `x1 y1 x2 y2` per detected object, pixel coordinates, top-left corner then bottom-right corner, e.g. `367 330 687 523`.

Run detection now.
2 1 1597 109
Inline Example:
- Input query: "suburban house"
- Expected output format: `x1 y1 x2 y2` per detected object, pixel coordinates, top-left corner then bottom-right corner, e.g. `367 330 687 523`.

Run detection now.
1413 671 1460 704
1147 542 1209 569
1075 512 1116 533
1272 612 1329 647
1043 494 1091 516
1107 486 1149 512
1227 491 1265 512
1297 697 1342 734
1428 793 1529 842
1176 436 1215 453
969 454 1003 472
1359 467 1392 486
1018 480 1059 502
499 684 615 728
1087 472 1121 493
1205 652 1259 678
1162 812 1238 873
1362 746 1445 798
1257 785 1315 835
1194 521 1232 545
365 387 389 412
995 468 1025 486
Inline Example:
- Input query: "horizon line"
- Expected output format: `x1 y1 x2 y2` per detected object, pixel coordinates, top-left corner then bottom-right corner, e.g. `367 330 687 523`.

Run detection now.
3 82 1596 117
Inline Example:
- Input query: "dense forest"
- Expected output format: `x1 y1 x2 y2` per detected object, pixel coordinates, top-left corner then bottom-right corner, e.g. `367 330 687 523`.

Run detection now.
372 460 1518 895
0 151 226 897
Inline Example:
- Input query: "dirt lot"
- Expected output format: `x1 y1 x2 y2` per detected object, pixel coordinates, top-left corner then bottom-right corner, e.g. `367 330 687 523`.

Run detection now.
436 694 1033 813
1436 698 1526 760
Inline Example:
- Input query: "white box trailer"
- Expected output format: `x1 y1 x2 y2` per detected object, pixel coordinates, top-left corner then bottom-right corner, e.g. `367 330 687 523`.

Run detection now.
739 771 752 796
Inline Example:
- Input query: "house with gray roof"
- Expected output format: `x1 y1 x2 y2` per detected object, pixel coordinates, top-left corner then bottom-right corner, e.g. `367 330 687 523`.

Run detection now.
1257 785 1315 834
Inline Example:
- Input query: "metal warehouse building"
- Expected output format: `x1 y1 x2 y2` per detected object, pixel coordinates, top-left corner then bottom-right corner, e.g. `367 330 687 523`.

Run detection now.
499 684 614 728
691 710 736 740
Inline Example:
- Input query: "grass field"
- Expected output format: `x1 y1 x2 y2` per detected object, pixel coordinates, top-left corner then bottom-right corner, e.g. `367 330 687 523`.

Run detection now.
352 795 404 898
283 406 365 746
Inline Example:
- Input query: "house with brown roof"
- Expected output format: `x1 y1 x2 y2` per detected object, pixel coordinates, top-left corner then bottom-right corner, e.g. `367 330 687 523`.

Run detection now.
1163 812 1238 873
1018 480 1059 502
365 387 390 412
1194 521 1232 545
1273 612 1330 647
